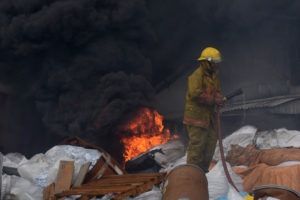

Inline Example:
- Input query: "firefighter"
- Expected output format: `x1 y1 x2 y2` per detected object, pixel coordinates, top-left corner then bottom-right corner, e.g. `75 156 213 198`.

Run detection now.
183 47 225 172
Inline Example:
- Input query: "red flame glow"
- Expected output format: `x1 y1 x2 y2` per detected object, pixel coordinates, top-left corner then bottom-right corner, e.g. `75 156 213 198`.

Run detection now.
119 107 178 162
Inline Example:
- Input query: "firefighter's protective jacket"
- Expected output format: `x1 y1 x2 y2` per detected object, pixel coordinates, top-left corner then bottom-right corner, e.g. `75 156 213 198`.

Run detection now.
183 60 221 128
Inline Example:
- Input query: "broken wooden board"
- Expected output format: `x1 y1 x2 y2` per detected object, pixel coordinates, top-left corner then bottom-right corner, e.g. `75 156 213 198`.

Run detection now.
55 173 166 199
56 185 135 197
112 176 164 200
101 152 124 175
43 183 55 200
54 160 74 194
83 157 114 183
83 173 165 187
59 136 125 175
73 162 91 187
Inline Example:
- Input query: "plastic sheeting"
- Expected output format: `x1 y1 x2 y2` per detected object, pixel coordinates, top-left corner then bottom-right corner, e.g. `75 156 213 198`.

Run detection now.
1 174 43 200
17 145 101 189
153 139 185 168
233 162 300 194
3 153 28 168
254 128 300 149
276 161 300 167
162 153 187 172
2 145 101 200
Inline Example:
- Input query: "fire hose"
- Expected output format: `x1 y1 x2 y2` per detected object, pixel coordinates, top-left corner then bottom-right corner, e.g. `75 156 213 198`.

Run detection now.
216 88 243 192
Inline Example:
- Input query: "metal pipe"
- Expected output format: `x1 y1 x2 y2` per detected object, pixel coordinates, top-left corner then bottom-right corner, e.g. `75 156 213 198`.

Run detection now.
162 164 209 200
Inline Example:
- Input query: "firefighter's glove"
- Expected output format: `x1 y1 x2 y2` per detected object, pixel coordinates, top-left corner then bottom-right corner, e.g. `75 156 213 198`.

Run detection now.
199 93 214 105
215 93 225 106
199 89 225 106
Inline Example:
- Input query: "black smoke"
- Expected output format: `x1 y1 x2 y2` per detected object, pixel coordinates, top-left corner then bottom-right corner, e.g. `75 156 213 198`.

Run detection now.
0 0 154 84
36 72 155 137
0 0 300 156
147 0 300 98
0 0 156 155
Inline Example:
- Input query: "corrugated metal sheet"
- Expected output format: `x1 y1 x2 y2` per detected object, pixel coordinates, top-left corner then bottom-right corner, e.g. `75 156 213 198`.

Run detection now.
271 100 300 114
221 94 300 114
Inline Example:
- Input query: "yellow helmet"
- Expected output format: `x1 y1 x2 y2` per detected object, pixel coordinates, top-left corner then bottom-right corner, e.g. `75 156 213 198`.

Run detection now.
197 47 222 63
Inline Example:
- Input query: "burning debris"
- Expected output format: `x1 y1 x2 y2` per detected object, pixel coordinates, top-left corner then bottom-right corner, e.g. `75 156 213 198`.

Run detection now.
117 107 179 163
125 139 185 174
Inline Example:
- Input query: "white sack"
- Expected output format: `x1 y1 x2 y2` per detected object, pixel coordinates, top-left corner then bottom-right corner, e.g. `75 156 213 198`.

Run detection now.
254 128 300 149
213 126 257 162
2 174 43 200
129 186 162 200
162 153 187 172
227 185 247 200
17 145 101 188
275 161 300 167
206 161 244 200
153 139 185 168
3 152 28 168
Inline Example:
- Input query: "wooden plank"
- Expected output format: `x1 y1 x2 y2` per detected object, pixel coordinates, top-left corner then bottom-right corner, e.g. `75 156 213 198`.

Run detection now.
55 186 136 198
101 153 124 175
83 173 165 186
83 157 114 183
73 162 91 187
112 174 164 200
79 181 145 188
54 160 74 194
59 136 126 175
43 183 55 200
102 173 164 179
88 173 164 181
112 181 154 200
55 173 165 199
0 152 3 200
81 178 159 188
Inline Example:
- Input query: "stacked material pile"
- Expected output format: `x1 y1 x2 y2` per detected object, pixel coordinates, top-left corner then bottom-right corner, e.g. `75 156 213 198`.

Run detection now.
1 137 166 200
212 126 300 200
2 126 300 200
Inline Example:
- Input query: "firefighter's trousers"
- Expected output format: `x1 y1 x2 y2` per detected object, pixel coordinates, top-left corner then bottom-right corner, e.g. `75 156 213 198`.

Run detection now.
186 124 217 172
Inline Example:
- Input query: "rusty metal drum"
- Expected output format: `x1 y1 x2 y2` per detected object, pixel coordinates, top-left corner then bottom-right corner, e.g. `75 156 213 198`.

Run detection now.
254 185 300 200
162 164 209 200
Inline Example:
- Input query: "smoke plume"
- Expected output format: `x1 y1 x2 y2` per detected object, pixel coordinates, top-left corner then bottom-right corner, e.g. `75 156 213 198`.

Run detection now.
0 0 300 155
0 0 155 144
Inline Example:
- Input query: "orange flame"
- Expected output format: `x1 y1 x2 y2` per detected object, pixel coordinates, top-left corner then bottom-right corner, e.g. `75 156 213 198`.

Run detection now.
119 107 178 162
